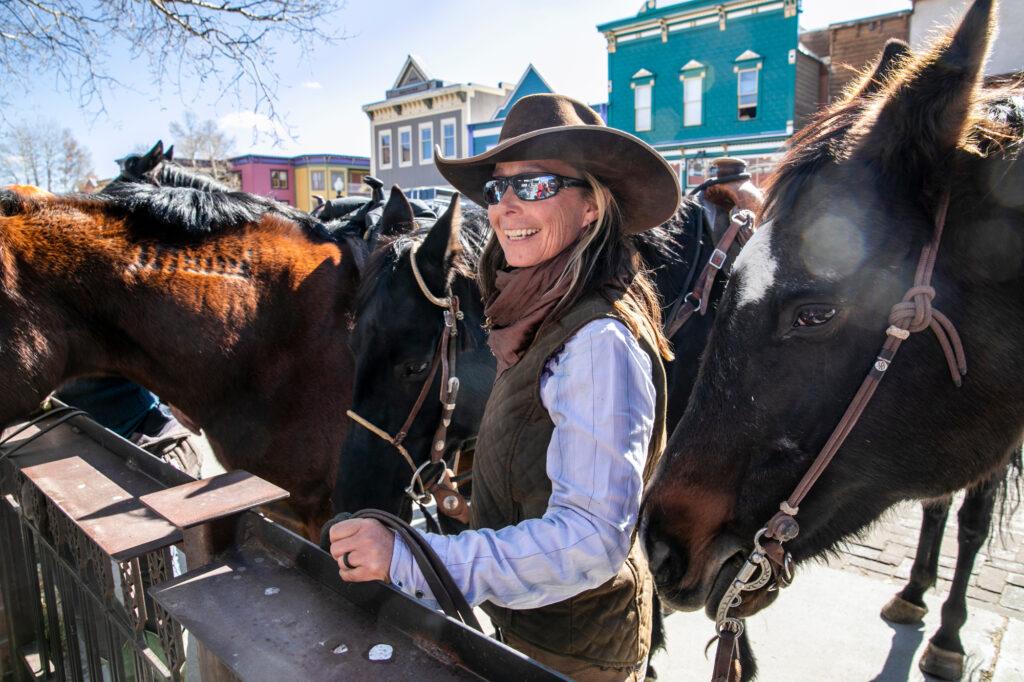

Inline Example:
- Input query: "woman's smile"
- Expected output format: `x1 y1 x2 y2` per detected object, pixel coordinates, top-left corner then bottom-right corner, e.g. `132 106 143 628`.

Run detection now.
503 228 540 241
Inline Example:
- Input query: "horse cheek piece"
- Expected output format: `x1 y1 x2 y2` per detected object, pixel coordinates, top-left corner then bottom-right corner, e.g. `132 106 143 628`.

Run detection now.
710 192 965 682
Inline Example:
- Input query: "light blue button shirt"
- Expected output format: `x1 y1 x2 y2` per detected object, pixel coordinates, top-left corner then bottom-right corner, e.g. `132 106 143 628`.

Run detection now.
389 318 656 610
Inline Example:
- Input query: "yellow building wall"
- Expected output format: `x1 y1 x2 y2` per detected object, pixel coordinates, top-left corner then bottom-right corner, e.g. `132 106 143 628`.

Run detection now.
294 167 311 212
294 163 367 212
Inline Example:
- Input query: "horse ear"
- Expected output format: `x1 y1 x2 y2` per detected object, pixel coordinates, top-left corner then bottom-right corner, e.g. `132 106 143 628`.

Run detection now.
416 194 462 280
845 39 911 101
145 140 163 161
854 0 995 184
378 185 416 238
164 145 174 161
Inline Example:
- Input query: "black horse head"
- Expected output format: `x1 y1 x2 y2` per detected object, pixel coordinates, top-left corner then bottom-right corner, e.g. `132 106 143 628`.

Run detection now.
110 140 230 193
643 0 1024 619
333 191 493 520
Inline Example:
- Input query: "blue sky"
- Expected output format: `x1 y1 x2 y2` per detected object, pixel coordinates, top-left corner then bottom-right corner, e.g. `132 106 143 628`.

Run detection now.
9 0 912 178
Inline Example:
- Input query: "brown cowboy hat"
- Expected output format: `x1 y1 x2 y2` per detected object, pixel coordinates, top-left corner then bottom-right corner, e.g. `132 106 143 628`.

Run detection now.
435 93 680 234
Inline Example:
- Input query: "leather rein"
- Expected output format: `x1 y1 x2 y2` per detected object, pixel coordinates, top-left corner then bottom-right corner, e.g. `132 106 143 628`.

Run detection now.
346 239 472 526
710 190 964 682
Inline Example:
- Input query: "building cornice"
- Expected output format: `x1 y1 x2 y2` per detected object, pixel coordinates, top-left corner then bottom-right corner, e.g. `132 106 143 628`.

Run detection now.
599 0 793 50
363 83 509 119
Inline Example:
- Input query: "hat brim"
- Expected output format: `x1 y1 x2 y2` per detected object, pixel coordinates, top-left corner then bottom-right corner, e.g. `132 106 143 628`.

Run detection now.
435 126 680 234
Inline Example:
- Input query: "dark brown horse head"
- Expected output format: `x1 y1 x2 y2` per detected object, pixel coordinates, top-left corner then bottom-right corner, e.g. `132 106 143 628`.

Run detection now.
642 0 1024 618
0 184 359 537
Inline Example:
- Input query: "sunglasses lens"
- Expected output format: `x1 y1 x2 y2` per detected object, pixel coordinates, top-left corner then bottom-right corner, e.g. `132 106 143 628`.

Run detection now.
482 180 504 205
514 175 559 201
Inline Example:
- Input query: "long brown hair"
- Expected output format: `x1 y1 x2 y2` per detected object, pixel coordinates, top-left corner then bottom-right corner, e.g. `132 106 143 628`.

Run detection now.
479 173 673 360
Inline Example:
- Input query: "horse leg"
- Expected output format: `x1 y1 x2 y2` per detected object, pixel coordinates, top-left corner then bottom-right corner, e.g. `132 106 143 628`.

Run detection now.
880 497 950 623
919 476 998 681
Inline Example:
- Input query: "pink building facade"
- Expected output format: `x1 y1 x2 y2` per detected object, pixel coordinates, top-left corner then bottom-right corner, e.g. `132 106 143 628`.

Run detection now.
230 156 296 205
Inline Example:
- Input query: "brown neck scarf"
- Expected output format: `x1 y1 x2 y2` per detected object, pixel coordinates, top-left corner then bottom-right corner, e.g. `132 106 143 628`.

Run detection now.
485 247 575 376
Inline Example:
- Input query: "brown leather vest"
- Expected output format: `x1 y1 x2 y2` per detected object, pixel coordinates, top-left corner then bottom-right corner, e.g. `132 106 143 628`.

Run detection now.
471 293 667 667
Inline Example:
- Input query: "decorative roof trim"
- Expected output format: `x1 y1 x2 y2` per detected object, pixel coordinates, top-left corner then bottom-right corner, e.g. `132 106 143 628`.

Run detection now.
735 50 762 62
631 68 654 79
680 60 706 71
391 55 431 90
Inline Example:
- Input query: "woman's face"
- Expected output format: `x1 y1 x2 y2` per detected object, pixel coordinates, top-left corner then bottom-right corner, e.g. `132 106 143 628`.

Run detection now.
487 159 598 268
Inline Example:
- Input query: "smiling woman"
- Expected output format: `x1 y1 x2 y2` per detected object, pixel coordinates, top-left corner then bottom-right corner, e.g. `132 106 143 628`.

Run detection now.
328 93 680 681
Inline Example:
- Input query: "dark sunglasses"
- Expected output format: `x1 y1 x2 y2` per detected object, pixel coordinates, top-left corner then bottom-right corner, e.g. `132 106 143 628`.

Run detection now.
482 173 588 205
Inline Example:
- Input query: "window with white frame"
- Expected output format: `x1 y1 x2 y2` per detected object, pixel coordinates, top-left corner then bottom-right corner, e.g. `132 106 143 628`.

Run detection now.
441 118 457 157
378 130 393 169
738 69 758 120
310 170 325 191
634 83 652 132
419 123 433 164
399 126 412 167
683 76 703 127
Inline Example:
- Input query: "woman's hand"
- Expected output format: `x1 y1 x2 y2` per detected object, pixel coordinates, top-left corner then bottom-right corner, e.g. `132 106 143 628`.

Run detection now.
328 518 395 582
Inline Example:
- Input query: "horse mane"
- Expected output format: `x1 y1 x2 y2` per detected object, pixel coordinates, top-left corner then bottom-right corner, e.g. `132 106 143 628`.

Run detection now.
633 198 700 268
764 65 1023 222
97 183 334 241
355 202 491 316
149 162 233 192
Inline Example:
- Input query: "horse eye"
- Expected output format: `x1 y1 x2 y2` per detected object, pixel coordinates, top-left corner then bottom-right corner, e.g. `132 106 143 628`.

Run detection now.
793 305 837 328
403 361 430 378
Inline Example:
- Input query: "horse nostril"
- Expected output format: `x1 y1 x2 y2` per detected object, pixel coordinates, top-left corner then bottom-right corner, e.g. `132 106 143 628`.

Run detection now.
643 525 688 588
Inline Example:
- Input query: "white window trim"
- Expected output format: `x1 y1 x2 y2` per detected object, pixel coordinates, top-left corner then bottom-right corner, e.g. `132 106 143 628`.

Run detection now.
634 82 653 133
398 125 413 168
737 68 759 120
441 117 457 158
418 122 434 165
378 129 393 170
682 75 703 127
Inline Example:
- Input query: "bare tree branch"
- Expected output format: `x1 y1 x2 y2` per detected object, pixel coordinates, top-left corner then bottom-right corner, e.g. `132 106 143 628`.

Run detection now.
0 0 345 125
0 120 94 191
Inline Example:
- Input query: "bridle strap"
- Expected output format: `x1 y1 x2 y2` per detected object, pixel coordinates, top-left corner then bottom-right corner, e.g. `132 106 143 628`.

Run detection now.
711 190 962 682
770 191 962 525
346 237 470 523
665 209 755 338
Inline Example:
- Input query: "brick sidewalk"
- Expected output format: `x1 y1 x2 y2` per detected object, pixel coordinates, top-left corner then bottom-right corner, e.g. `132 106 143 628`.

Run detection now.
831 487 1024 618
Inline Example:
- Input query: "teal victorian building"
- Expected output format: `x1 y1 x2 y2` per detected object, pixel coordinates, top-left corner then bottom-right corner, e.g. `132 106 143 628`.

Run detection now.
597 0 823 189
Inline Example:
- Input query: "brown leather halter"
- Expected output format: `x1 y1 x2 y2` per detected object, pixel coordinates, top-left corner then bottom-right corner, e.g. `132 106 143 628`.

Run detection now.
346 239 471 525
710 190 964 682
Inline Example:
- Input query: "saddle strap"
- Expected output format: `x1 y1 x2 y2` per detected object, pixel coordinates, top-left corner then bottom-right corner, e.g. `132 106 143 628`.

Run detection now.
665 210 755 338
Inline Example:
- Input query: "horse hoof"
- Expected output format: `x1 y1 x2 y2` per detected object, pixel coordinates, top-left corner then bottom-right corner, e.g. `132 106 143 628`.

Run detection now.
919 643 964 680
880 595 927 624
